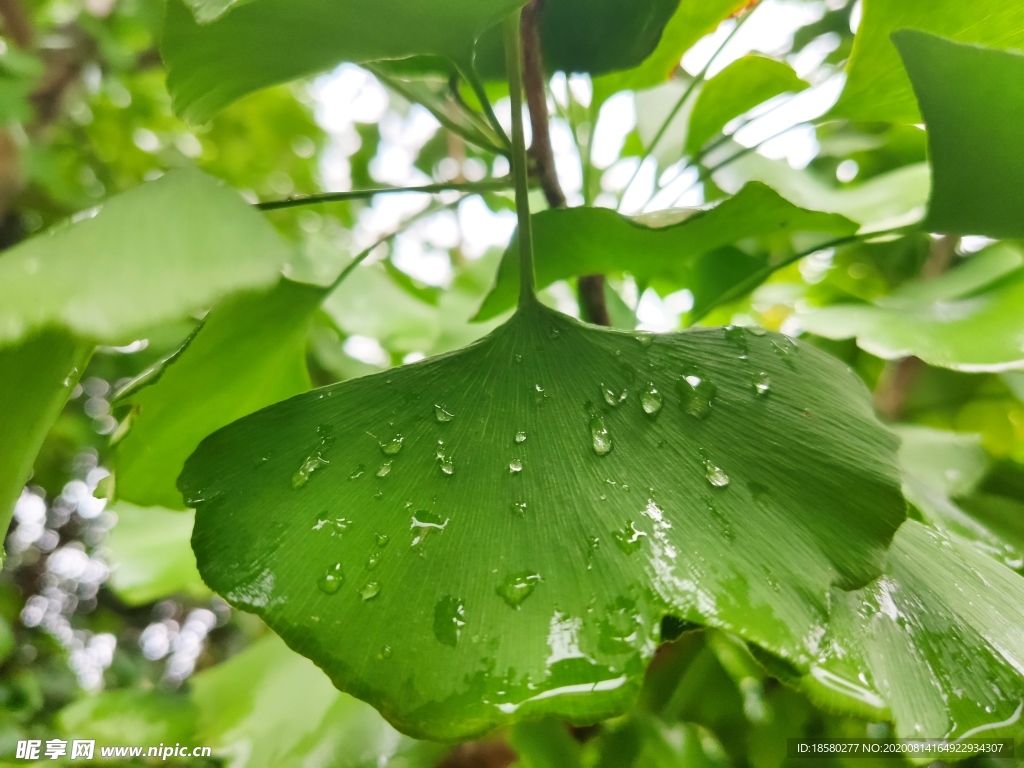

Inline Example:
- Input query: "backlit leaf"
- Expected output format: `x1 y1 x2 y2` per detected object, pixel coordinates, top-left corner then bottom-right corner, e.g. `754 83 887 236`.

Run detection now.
180 299 904 739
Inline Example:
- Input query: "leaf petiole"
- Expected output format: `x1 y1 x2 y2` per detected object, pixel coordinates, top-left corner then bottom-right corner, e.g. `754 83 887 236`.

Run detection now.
504 8 536 306
257 180 512 211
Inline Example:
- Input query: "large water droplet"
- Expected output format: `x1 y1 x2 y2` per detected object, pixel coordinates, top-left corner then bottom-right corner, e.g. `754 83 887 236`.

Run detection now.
411 510 448 547
636 332 654 348
293 454 328 489
601 383 627 408
514 431 527 444
591 414 612 456
677 365 716 419
433 596 466 646
434 405 453 423
613 521 646 554
376 461 392 478
360 581 381 601
749 326 767 337
724 325 749 360
496 572 542 608
753 371 771 397
380 435 404 456
700 449 730 488
317 563 344 594
509 459 523 474
640 382 663 416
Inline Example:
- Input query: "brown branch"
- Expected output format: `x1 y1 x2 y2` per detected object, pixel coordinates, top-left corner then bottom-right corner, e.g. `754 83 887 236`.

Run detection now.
874 234 960 421
520 0 610 326
0 0 33 49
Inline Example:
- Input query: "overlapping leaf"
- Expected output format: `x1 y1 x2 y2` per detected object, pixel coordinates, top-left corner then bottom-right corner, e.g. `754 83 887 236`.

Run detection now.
834 0 1024 123
474 183 857 322
0 168 290 347
684 56 808 157
896 32 1024 239
805 522 1024 745
116 280 320 509
180 298 903 740
799 244 1024 372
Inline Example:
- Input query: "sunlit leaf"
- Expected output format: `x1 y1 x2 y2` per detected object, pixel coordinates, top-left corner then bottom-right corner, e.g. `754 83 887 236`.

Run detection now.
474 183 857 323
896 32 1024 239
0 169 290 347
834 0 1024 123
105 503 208 606
163 0 525 123
799 244 1024 372
808 521 1024 743
685 56 808 157
0 331 90 562
116 280 319 509
180 299 903 739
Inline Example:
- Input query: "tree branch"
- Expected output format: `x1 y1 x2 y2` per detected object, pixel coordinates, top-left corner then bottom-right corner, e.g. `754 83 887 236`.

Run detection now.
0 0 33 49
520 0 610 326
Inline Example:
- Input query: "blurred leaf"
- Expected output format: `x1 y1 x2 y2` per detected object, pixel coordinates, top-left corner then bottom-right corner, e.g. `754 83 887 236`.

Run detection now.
0 169 291 347
105 503 208 605
811 521 1024 742
712 150 931 229
162 0 524 123
589 715 729 768
509 719 582 768
0 615 13 666
0 331 90 562
474 183 857 322
180 300 903 739
116 280 319 509
834 0 1024 123
685 57 808 157
895 426 1022 570
896 32 1024 239
800 244 1024 372
593 0 747 102
61 689 198 745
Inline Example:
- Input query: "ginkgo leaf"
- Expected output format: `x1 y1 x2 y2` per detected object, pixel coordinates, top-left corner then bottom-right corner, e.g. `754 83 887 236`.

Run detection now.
0 331 90 562
896 32 1024 239
179 298 904 740
806 521 1024 744
833 0 1024 123
799 243 1024 372
684 56 808 157
473 183 857 323
162 0 525 123
115 280 320 509
0 168 290 347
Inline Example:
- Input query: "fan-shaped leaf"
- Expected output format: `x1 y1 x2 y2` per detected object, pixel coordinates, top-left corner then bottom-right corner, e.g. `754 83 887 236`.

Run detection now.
685 56 808 157
833 0 1024 123
0 169 290 347
799 244 1024 372
180 299 904 740
807 521 1024 744
116 280 320 509
896 32 1024 239
474 183 857 323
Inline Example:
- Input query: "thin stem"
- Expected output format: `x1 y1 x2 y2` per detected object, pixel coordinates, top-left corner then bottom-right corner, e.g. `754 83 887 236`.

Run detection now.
504 9 536 305
618 10 753 210
370 66 507 155
325 200 454 294
448 73 503 140
686 226 918 325
257 180 512 211
464 65 512 151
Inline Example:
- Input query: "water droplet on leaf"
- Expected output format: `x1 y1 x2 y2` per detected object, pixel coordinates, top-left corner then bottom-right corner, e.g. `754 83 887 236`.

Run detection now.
677 365 716 419
509 459 523 474
640 382 663 416
348 464 366 480
496 572 542 608
366 553 381 570
613 521 646 554
434 405 453 423
317 563 344 595
724 325 749 360
591 414 612 456
636 332 654 348
700 450 730 488
380 435 404 455
601 383 627 407
375 533 390 548
376 461 392 478
514 431 527 444
433 596 466 646
753 371 771 396
511 502 527 516
360 581 381 601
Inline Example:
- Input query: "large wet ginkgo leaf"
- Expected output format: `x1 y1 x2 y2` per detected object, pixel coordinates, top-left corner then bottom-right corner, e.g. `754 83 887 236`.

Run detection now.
179 298 904 740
